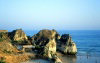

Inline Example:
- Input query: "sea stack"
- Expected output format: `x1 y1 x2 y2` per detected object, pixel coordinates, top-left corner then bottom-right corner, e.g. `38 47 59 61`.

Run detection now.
57 34 77 55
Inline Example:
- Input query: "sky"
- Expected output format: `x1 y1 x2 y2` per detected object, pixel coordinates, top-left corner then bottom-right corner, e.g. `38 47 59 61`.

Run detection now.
0 0 100 31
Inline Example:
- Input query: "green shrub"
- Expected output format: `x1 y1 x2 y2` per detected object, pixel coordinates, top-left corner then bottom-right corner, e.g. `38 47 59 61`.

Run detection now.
0 60 6 63
0 38 4 42
10 40 16 44
35 45 41 49
0 57 6 63
3 49 12 54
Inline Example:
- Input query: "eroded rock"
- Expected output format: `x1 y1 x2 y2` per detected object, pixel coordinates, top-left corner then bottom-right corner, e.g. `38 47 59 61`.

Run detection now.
0 30 10 42
52 54 62 63
32 29 60 58
0 41 18 53
9 29 30 45
10 29 27 41
57 34 77 55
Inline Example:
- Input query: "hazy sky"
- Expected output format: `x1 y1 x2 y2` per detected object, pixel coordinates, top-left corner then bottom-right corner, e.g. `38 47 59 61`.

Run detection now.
0 0 100 30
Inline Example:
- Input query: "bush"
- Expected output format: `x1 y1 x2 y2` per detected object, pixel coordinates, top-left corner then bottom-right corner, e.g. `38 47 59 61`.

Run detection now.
0 38 4 42
11 40 23 44
0 60 6 63
35 45 41 49
3 49 12 54
0 57 6 63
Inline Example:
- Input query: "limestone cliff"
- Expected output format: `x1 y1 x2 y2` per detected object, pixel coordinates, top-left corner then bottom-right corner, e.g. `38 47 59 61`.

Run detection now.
57 34 77 55
9 29 30 45
32 29 60 58
43 38 56 58
10 29 27 41
32 29 62 63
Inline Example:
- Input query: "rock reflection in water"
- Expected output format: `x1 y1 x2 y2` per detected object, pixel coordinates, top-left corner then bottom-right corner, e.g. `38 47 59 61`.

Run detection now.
60 55 76 63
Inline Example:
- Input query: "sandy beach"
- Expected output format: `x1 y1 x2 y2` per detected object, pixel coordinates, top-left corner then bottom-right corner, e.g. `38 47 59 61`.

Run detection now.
21 52 100 63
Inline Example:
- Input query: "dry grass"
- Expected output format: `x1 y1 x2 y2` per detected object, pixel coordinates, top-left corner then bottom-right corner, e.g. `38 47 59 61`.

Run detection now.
0 53 31 63
0 41 35 63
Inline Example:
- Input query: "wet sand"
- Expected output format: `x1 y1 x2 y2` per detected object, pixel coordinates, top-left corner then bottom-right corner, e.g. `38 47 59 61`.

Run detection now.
57 52 100 63
22 52 100 63
58 55 100 63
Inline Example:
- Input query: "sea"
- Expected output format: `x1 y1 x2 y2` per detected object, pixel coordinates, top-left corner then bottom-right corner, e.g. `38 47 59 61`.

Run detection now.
24 30 100 63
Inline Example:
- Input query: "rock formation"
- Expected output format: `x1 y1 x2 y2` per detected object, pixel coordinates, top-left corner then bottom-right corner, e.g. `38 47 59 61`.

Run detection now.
32 29 60 58
51 54 62 63
57 34 77 55
0 32 8 39
9 29 27 41
32 29 62 63
0 29 78 63
0 30 10 41
9 29 30 45
0 30 8 33
0 41 18 53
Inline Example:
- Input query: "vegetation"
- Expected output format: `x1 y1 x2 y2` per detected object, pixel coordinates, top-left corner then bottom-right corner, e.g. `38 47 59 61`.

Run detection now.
11 40 24 44
35 45 41 49
0 38 4 42
0 57 6 63
0 60 6 63
3 49 12 54
0 32 8 42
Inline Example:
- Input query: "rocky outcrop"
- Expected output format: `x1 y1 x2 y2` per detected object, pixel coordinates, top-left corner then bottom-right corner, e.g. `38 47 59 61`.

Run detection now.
0 31 10 42
43 38 57 58
57 34 77 55
0 29 78 63
51 54 62 63
0 41 18 53
32 29 60 58
9 29 30 45
32 29 62 63
0 30 8 33
9 29 27 41
0 32 8 39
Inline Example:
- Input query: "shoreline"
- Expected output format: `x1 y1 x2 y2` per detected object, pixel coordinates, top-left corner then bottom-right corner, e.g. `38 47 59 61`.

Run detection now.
21 52 100 63
1 29 100 63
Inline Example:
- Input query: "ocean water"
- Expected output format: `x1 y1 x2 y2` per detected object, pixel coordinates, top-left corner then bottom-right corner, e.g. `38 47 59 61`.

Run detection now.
25 30 100 56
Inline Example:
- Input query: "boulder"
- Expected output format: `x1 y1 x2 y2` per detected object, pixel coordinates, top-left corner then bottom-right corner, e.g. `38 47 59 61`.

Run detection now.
32 29 60 58
52 54 62 63
57 34 77 55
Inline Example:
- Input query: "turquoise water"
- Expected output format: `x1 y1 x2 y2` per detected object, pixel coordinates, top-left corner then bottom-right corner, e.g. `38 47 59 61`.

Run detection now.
25 30 100 56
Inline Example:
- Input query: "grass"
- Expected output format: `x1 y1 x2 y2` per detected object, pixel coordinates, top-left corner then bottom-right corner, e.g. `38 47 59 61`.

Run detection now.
0 57 6 63
0 60 6 63
0 38 4 42
11 40 23 44
3 49 12 54
35 45 41 49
